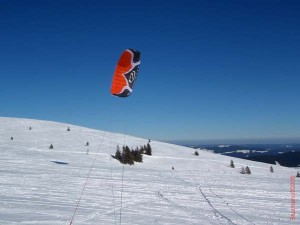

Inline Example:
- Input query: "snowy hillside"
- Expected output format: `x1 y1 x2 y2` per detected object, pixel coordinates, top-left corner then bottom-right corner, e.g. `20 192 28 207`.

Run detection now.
0 117 298 225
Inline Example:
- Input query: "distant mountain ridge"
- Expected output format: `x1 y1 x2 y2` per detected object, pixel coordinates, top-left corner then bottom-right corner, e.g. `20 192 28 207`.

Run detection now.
247 151 300 167
189 144 300 167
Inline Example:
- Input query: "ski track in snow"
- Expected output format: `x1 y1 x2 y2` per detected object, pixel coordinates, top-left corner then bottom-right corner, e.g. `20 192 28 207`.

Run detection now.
170 170 253 225
206 185 255 225
198 185 236 225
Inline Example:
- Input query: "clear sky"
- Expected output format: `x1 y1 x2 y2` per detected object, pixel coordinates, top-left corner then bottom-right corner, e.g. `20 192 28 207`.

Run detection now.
1 0 300 143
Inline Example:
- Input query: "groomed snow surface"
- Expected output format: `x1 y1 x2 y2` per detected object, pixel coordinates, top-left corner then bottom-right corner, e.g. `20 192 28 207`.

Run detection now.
0 117 298 225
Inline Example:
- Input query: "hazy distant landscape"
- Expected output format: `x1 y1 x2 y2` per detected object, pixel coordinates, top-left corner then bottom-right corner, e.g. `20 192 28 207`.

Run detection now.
184 143 300 167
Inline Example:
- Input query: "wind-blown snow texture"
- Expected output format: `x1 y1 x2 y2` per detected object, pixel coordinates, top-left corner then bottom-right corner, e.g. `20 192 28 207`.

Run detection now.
0 117 298 225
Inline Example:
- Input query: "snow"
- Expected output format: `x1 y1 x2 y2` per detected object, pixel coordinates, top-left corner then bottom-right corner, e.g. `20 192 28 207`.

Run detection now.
197 148 214 153
224 150 251 154
0 117 299 225
224 150 269 154
251 150 268 154
218 145 231 148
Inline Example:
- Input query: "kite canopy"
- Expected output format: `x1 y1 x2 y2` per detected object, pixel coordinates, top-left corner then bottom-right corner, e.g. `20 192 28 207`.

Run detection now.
111 49 141 97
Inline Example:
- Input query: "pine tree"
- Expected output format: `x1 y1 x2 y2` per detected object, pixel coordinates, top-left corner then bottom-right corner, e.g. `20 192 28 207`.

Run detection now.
230 160 235 168
145 143 152 156
296 171 300 177
139 145 145 154
194 150 199 156
10 137 13 140
270 166 274 173
132 148 143 163
245 166 251 174
121 146 126 163
115 145 121 161
240 167 246 174
49 144 54 149
131 149 136 161
85 141 89 146
67 126 70 131
123 146 134 165
137 150 143 162
29 126 32 130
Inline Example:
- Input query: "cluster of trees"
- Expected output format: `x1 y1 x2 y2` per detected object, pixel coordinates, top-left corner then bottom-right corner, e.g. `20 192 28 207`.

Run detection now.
229 160 251 174
114 143 152 165
230 160 276 174
240 166 251 174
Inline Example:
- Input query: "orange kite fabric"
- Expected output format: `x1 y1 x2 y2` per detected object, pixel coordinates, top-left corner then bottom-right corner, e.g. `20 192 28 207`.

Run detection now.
111 49 141 97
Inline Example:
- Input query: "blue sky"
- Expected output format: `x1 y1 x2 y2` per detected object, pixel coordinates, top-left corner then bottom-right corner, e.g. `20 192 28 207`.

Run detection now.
1 0 300 143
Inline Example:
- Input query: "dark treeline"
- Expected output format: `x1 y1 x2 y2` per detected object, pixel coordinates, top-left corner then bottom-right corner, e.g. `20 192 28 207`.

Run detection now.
114 143 152 165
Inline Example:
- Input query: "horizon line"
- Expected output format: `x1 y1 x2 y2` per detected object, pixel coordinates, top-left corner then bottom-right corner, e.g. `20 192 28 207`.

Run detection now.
164 137 300 145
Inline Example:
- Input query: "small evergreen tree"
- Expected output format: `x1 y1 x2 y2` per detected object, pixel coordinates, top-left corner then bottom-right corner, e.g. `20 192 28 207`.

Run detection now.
115 145 121 161
194 150 199 156
131 148 143 163
67 126 70 131
10 137 13 140
145 143 152 156
49 144 54 149
148 139 151 143
121 146 126 163
139 145 145 154
29 126 32 130
131 149 136 161
240 167 246 174
137 150 143 162
270 166 274 173
245 166 251 174
296 171 300 177
85 141 89 146
230 160 235 168
123 146 134 165
135 149 143 162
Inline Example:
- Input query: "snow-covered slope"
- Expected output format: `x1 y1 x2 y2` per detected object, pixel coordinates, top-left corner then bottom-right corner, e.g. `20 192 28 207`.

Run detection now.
0 117 298 225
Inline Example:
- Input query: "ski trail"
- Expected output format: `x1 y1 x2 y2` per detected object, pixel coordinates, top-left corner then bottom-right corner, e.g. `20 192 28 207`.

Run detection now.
207 186 255 225
75 197 141 224
168 170 235 224
157 191 192 212
169 168 254 225
198 185 236 225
